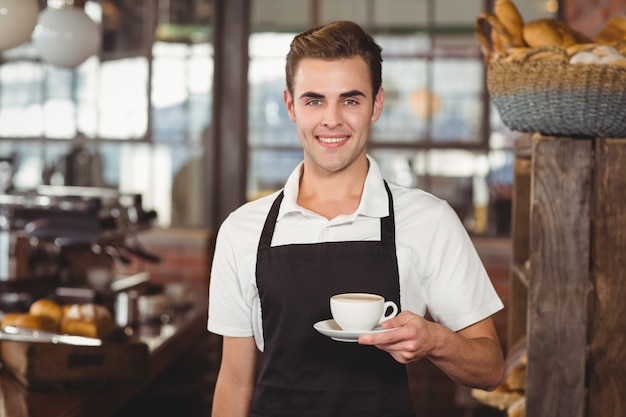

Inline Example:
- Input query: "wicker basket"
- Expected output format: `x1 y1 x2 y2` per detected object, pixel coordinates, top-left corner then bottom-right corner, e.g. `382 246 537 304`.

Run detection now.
476 13 626 139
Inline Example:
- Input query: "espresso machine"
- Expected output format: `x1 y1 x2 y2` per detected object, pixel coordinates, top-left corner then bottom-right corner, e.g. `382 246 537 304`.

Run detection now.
0 186 159 312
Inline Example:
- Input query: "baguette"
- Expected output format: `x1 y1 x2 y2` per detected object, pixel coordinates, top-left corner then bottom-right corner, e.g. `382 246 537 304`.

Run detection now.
494 0 526 47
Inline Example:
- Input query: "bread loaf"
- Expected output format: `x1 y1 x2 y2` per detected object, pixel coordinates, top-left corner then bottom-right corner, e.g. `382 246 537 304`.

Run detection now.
596 16 626 43
60 303 115 339
491 29 506 55
494 0 526 47
472 386 524 410
523 18 592 48
566 43 596 56
502 47 531 63
505 364 526 391
507 396 526 417
1 312 54 331
29 298 63 332
476 12 510 57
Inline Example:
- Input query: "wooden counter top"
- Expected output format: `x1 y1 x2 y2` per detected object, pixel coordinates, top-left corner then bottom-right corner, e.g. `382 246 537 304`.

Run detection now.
0 300 209 417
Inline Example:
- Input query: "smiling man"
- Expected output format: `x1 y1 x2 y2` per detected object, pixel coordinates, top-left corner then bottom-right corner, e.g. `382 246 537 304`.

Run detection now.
208 21 505 417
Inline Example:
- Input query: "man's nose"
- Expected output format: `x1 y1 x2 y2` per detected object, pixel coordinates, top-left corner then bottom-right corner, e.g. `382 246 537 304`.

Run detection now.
321 104 342 128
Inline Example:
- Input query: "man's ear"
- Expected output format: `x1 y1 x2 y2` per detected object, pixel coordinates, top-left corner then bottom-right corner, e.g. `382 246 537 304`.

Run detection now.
371 87 385 122
283 89 297 122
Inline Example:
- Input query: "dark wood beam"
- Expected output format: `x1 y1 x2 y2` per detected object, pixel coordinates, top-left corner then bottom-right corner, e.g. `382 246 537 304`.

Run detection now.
208 0 251 231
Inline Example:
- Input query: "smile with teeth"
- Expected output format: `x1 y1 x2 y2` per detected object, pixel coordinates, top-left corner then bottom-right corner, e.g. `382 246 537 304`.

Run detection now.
318 136 348 143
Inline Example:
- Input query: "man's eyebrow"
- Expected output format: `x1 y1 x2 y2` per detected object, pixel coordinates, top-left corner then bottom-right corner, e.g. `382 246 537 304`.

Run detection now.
298 90 366 99
299 91 324 99
340 89 366 98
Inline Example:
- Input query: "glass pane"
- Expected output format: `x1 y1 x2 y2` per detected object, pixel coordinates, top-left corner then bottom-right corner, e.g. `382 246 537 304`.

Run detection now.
187 43 214 95
372 56 429 142
152 42 214 144
75 59 101 138
42 99 76 139
3 142 46 190
431 57 483 143
98 57 149 139
0 61 45 138
247 149 303 200
248 33 297 148
370 33 431 142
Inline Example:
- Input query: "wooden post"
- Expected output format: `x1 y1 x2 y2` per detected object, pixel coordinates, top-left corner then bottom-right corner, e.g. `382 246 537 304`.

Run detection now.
526 136 591 417
587 138 626 417
209 0 251 231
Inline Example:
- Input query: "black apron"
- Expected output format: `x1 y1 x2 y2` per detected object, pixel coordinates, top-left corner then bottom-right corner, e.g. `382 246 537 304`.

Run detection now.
251 182 415 417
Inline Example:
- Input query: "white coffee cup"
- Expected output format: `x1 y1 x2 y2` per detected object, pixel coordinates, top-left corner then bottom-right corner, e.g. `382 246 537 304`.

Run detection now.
330 293 398 331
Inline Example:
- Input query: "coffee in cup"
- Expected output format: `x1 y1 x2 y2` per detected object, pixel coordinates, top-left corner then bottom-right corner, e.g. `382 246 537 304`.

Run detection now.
330 293 398 331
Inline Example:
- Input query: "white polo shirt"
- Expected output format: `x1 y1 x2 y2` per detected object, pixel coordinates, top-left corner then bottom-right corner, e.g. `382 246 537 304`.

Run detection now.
208 156 504 351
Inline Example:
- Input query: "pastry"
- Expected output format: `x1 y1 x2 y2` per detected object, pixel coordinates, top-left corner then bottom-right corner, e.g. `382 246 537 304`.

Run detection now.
60 303 115 339
29 298 64 332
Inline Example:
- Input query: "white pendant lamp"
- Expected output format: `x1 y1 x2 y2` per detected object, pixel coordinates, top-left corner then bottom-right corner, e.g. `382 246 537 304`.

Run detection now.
0 0 39 51
32 0 101 68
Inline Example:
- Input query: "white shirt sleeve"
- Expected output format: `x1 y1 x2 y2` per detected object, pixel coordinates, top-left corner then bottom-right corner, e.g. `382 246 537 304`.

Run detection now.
420 201 503 331
207 215 257 338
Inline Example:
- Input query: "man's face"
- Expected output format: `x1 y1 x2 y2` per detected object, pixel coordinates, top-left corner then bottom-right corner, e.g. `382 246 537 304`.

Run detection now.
284 56 384 175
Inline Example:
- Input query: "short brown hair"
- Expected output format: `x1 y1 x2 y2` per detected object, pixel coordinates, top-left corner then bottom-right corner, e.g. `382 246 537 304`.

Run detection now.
285 21 383 99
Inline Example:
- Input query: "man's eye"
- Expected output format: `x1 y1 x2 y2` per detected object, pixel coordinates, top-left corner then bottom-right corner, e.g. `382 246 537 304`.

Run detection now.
344 99 358 106
306 99 322 106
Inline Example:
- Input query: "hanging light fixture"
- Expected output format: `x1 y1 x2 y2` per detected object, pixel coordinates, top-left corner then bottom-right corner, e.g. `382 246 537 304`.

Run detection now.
32 0 101 68
0 0 39 51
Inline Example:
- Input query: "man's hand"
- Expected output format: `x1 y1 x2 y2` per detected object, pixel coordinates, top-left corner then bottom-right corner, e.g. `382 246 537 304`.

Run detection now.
358 311 505 391
358 311 435 364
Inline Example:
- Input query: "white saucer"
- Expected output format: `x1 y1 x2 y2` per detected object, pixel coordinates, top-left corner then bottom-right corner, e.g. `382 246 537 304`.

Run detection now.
313 319 394 342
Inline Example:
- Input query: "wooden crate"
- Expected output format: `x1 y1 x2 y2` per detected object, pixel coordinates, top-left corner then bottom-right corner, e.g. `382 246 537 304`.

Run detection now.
0 339 149 388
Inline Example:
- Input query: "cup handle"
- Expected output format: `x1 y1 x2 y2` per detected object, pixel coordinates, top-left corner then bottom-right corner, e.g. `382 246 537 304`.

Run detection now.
379 301 398 323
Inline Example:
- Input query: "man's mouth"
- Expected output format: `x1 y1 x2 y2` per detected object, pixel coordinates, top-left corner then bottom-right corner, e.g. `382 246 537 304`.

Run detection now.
318 136 348 144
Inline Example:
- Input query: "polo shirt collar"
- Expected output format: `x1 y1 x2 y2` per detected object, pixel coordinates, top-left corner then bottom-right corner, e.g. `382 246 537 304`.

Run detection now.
278 155 390 220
